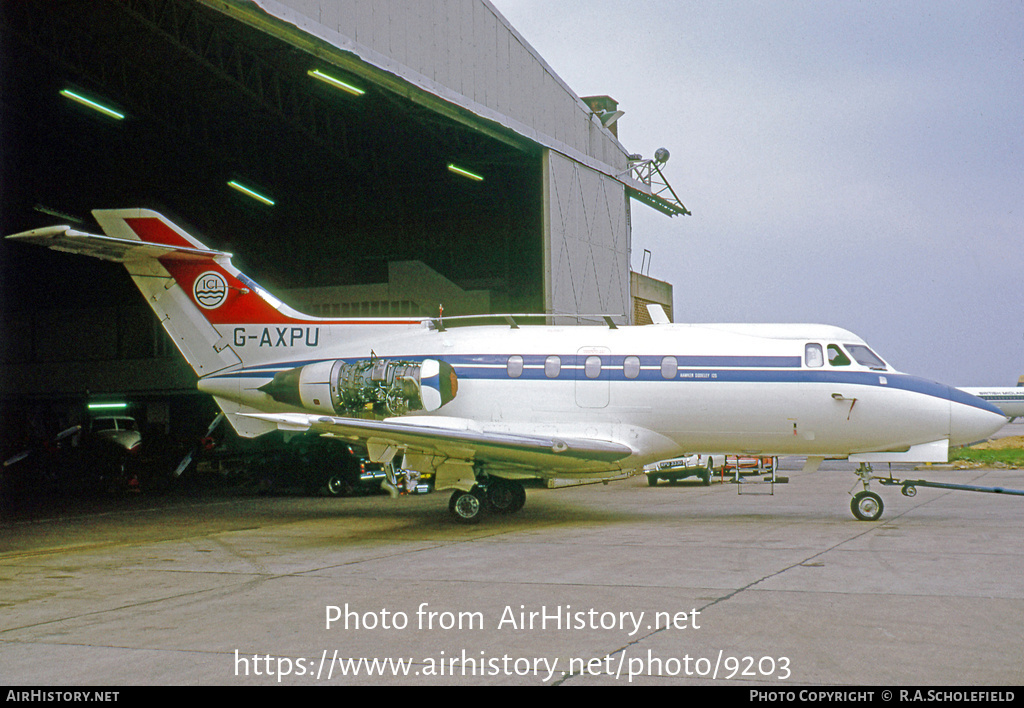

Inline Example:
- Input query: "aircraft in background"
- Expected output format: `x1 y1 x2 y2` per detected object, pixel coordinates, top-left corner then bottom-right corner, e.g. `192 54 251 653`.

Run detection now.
7 209 1007 523
959 383 1024 422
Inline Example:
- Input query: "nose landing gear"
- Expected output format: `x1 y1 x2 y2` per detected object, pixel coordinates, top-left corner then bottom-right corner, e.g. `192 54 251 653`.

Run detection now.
850 463 885 521
849 461 1024 521
851 489 884 521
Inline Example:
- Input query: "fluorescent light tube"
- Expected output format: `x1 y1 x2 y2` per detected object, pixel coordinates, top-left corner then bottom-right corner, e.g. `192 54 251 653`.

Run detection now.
60 89 125 120
308 69 365 96
447 164 484 182
228 181 275 206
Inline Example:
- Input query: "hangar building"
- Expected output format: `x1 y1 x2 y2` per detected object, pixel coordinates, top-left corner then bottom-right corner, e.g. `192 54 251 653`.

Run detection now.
0 0 686 440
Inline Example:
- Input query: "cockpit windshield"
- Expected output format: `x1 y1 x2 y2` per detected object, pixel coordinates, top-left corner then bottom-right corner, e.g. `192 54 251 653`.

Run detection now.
844 344 887 370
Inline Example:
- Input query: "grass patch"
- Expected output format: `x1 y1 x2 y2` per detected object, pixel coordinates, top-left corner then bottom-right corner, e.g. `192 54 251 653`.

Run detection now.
951 447 1024 467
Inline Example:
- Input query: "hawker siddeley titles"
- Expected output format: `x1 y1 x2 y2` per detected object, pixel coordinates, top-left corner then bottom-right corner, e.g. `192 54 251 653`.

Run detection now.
8 210 1006 522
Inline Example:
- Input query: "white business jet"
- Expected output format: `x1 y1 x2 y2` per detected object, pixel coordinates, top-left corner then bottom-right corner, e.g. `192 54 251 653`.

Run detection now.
7 210 1007 523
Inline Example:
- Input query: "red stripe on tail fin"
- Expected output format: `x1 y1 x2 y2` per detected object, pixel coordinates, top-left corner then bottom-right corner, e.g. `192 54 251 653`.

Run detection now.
158 257 302 325
118 215 307 326
124 216 199 249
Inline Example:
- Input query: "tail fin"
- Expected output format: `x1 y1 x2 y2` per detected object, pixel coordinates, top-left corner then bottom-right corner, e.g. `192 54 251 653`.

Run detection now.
8 209 428 438
8 208 309 377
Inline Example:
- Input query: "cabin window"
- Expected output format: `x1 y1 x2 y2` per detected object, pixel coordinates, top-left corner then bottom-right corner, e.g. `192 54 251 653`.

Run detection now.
585 355 602 379
845 344 887 370
507 355 524 378
805 343 823 368
623 356 641 379
827 344 851 367
544 355 561 378
661 356 677 379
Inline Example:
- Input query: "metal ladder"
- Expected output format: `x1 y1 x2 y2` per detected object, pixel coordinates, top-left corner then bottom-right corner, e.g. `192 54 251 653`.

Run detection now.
733 456 782 496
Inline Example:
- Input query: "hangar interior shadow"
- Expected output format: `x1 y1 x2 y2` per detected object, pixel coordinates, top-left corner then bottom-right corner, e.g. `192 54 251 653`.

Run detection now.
0 0 547 499
1 0 543 315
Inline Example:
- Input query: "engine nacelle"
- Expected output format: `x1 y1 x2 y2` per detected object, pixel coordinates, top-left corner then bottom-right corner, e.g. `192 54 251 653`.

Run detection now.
259 357 458 418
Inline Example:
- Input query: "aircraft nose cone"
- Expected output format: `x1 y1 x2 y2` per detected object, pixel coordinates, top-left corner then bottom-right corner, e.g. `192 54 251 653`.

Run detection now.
949 388 1008 447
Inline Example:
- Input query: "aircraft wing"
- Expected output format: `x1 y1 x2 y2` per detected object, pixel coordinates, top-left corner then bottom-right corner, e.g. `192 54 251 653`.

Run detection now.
240 412 634 477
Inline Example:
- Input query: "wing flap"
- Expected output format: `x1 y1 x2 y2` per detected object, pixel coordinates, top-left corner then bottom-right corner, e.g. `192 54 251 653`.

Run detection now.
240 412 634 473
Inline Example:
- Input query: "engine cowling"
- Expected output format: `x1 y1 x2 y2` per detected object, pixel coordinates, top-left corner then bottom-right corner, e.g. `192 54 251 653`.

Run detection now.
259 357 457 417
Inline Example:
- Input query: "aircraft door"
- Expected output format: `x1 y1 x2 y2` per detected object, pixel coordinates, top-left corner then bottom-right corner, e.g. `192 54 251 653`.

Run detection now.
575 346 610 408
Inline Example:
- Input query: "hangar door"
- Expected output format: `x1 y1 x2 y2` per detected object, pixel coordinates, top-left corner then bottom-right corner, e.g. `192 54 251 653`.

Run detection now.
543 151 631 322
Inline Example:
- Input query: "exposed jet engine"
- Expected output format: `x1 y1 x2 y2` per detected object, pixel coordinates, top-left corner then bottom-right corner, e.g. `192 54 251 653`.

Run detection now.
259 357 457 418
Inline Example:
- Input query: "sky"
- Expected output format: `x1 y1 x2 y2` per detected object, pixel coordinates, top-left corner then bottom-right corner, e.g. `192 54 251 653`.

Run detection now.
491 0 1023 387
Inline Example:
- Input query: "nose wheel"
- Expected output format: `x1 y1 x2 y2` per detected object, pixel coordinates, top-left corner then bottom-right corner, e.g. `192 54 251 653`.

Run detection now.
849 463 885 521
850 490 884 521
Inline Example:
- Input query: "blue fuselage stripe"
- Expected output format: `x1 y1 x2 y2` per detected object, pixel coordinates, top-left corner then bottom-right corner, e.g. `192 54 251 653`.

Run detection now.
203 353 1005 416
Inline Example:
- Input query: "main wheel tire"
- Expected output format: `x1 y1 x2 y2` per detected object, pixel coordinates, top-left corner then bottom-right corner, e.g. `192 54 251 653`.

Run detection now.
326 474 354 497
485 479 526 514
851 490 884 521
449 488 484 524
647 474 659 486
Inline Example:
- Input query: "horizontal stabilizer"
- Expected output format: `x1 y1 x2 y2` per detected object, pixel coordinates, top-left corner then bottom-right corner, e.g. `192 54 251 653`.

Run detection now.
6 225 230 263
7 217 245 376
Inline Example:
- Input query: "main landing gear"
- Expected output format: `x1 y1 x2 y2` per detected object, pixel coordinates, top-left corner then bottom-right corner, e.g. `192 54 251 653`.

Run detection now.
448 477 527 524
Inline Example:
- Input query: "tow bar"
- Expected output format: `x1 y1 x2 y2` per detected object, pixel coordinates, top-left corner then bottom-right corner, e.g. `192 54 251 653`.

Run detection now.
876 476 1024 499
850 462 1024 521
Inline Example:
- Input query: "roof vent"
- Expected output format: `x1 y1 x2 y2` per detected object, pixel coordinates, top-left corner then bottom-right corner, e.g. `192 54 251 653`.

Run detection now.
582 95 623 137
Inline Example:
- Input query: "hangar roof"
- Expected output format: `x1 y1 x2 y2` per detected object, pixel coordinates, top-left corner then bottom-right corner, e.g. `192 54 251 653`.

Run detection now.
234 0 636 180
0 0 683 316
0 0 540 306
